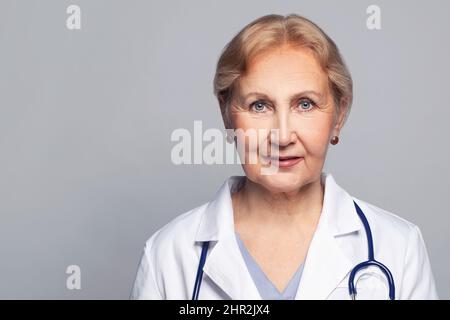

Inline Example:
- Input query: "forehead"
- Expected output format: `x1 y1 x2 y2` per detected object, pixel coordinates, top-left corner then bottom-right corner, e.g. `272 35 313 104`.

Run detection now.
238 46 328 94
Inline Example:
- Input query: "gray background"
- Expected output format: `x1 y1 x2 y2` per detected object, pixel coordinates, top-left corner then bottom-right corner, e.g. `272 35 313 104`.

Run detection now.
0 0 448 299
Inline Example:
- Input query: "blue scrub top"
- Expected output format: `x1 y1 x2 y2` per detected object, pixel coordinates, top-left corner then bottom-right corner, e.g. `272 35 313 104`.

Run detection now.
235 232 304 300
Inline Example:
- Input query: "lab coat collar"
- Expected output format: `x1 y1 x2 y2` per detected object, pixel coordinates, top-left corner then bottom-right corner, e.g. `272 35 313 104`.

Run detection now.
194 172 363 299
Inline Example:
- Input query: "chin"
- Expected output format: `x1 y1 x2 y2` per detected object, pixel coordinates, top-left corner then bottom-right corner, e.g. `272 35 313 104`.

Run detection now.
257 171 305 194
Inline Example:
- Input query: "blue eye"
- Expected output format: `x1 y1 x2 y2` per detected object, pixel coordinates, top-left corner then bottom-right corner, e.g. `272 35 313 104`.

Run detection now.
298 99 315 112
250 101 267 112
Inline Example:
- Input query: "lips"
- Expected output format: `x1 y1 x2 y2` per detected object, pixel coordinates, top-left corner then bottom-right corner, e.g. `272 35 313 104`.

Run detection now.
263 155 304 168
278 156 301 161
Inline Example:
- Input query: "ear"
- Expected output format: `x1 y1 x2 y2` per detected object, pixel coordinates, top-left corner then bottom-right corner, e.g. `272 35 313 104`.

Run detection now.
221 111 230 129
219 103 228 128
219 96 233 129
333 97 348 136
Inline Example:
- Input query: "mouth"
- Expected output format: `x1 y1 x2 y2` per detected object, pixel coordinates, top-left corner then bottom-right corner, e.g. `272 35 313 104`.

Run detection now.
263 155 304 168
278 156 301 161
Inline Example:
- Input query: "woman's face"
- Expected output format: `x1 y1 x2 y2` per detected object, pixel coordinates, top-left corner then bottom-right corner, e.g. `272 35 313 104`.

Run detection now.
228 45 345 194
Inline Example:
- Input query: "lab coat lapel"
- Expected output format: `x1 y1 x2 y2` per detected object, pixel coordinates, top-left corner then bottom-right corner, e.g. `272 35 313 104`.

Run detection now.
195 176 261 300
202 233 261 299
295 173 362 299
294 217 353 299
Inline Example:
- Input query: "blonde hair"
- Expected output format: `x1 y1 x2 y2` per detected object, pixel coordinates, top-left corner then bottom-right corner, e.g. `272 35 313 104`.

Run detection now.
213 13 353 128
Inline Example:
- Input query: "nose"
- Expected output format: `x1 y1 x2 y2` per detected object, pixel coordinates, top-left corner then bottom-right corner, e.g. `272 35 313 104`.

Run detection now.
271 109 296 147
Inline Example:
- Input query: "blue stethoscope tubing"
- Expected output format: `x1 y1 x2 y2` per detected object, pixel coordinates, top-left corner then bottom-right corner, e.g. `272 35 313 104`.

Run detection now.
350 200 395 300
192 200 395 300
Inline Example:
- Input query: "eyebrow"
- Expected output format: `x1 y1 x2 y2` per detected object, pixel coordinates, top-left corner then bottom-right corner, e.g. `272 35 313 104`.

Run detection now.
241 90 324 102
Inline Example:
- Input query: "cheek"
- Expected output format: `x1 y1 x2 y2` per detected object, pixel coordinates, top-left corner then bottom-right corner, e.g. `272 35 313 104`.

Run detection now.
232 114 272 152
294 117 333 155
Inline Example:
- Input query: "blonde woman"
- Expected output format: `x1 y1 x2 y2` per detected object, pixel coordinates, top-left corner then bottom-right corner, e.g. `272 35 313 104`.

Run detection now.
131 14 438 300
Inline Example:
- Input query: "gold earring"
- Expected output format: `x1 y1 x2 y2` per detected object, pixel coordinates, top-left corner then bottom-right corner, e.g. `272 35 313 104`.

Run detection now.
330 135 339 145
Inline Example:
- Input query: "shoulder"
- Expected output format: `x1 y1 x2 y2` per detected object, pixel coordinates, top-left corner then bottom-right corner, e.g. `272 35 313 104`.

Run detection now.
352 196 422 247
130 202 210 299
142 201 209 257
350 197 438 299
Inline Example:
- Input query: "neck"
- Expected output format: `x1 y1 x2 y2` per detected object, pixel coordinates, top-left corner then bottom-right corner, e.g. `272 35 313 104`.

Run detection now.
233 176 325 233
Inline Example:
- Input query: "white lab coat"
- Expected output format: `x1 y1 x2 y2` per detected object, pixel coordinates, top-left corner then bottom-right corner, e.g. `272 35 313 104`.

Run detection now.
130 172 439 300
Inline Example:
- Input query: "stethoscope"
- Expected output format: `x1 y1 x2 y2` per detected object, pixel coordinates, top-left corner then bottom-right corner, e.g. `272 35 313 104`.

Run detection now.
192 200 395 300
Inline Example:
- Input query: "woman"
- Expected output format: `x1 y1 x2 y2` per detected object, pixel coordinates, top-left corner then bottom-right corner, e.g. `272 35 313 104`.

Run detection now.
131 14 438 300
